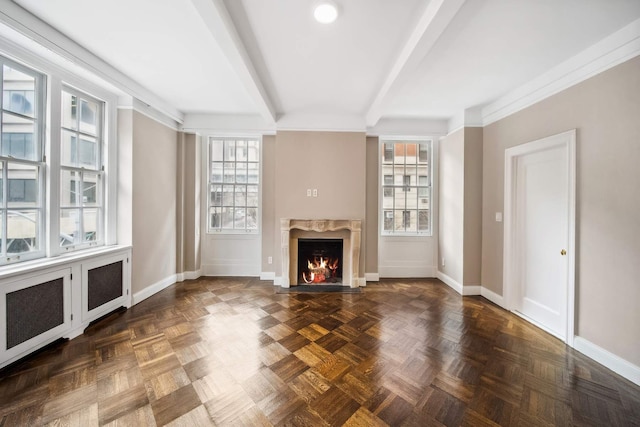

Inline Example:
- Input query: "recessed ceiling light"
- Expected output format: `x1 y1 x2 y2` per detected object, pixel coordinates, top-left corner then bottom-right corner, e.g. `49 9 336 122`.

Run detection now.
314 1 338 24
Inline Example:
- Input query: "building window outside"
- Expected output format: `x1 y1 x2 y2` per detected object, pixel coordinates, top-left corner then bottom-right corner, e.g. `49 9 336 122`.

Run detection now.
59 87 104 249
0 60 44 262
208 138 260 233
380 140 431 235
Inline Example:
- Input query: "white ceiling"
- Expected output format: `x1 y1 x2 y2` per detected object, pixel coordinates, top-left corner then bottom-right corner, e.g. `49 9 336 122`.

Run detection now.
10 0 640 131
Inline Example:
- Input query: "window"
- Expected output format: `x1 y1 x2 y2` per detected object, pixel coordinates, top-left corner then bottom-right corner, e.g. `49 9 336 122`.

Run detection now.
380 140 431 235
0 59 44 262
208 138 259 233
59 88 104 249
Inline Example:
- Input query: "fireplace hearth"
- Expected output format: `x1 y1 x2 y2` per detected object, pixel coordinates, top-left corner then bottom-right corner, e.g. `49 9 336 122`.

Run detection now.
297 239 343 284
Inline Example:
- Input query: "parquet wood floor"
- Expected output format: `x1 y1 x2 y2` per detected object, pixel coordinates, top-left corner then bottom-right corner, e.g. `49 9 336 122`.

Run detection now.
1 277 639 426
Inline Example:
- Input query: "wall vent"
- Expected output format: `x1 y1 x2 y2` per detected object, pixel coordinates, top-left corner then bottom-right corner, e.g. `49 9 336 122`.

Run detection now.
6 279 64 349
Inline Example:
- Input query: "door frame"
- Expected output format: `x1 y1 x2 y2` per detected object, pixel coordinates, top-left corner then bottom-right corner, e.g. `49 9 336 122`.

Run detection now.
503 129 576 346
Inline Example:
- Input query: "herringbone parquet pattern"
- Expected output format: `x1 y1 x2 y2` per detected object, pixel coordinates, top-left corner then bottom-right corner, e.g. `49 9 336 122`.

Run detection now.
0 277 639 426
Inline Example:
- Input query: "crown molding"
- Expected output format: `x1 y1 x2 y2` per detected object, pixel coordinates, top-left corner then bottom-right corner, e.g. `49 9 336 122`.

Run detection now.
482 17 640 126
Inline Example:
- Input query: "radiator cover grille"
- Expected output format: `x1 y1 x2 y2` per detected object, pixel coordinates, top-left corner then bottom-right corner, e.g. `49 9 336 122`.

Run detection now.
6 278 64 349
87 261 123 311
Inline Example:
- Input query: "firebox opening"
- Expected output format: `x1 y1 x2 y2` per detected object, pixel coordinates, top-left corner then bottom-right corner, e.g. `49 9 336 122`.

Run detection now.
297 238 343 284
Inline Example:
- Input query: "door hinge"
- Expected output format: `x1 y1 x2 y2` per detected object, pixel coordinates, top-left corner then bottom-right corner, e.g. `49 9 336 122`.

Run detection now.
71 314 73 321
70 273 73 280
126 289 129 295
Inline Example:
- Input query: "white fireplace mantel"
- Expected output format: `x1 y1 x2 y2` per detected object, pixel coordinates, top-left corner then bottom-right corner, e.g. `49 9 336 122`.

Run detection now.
281 219 362 288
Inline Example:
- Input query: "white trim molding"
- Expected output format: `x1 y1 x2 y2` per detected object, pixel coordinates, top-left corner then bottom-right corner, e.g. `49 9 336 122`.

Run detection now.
574 337 640 386
132 274 177 305
365 273 380 282
480 286 505 308
503 130 576 346
436 271 463 294
482 18 640 126
380 264 436 279
260 272 275 281
176 270 202 282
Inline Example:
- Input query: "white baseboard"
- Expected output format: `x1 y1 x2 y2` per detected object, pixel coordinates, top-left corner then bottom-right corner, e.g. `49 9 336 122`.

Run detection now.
574 336 640 386
132 274 177 305
379 265 436 278
353 277 366 287
437 271 463 294
201 262 259 277
260 272 275 281
365 273 379 282
176 269 201 282
480 286 505 308
274 276 284 286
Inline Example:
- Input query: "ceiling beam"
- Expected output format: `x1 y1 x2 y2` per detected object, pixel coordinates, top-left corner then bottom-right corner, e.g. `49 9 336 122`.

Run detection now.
190 0 276 125
365 0 466 127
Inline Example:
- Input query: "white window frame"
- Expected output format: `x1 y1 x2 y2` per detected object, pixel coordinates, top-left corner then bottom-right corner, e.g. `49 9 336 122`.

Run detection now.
380 139 432 236
58 85 105 252
206 136 261 234
0 41 118 269
0 55 46 265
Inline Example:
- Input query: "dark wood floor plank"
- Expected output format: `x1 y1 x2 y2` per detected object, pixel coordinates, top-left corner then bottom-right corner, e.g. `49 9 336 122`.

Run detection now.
0 277 639 426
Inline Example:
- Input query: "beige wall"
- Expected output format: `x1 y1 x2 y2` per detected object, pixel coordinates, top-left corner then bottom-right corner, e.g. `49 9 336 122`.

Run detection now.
365 136 379 275
261 135 276 272
117 109 133 247
463 127 483 285
176 133 201 274
131 111 178 294
482 56 640 365
272 131 367 277
439 129 464 283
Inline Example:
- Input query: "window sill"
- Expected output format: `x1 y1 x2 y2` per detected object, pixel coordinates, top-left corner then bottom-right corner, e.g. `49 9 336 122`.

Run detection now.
0 245 131 281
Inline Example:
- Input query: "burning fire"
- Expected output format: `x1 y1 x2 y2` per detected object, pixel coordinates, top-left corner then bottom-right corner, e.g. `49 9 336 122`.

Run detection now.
302 257 339 284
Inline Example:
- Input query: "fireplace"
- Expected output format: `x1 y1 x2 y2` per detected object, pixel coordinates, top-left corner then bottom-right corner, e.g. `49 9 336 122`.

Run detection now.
297 239 343 284
280 219 362 288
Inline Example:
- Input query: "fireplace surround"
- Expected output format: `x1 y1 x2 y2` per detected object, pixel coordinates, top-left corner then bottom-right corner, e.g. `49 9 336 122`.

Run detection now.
281 219 362 288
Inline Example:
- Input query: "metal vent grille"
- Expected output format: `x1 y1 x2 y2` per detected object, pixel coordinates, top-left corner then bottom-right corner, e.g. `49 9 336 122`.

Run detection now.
87 261 123 311
6 278 64 349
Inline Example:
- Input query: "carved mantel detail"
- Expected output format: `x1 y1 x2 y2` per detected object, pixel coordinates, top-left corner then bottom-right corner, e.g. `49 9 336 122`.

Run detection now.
281 219 362 288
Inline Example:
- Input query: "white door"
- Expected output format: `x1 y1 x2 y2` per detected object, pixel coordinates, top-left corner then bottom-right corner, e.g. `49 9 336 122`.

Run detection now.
504 130 575 343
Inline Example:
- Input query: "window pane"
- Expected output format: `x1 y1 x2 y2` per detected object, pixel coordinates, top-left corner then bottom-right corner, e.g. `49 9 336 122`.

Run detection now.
7 210 38 254
383 211 393 231
61 169 79 207
210 207 221 229
419 143 429 163
0 162 3 204
221 207 234 229
3 66 35 118
234 185 246 206
236 162 247 183
222 186 233 206
247 185 258 207
60 208 79 246
383 187 393 208
61 91 77 130
406 143 417 164
224 140 235 161
236 140 247 161
83 172 99 205
83 208 98 242
394 210 406 231
211 140 223 161
382 143 393 163
393 143 405 164
61 130 77 167
419 210 429 231
247 140 259 161
2 113 36 161
247 162 259 184
211 162 223 183
7 163 38 207
79 136 98 169
79 98 98 135
247 208 257 230
383 175 393 186
234 207 246 229
223 162 235 183
210 185 222 206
